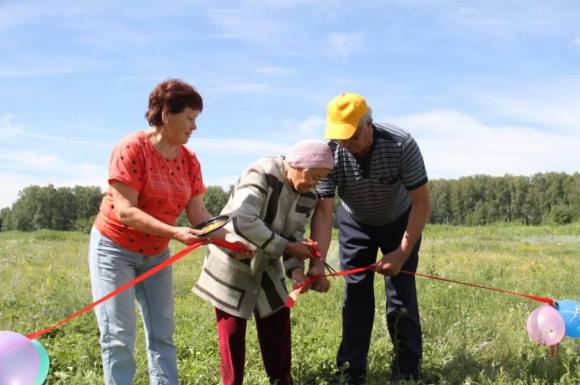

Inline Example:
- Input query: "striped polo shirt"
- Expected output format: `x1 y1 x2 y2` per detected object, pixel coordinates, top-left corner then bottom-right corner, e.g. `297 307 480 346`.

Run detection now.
316 123 428 226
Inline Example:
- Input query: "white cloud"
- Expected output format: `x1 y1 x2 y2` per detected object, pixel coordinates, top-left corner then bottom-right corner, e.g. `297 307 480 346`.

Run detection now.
0 173 38 209
297 117 325 136
471 81 580 132
282 116 325 138
0 151 61 170
0 2 100 29
242 0 322 9
451 3 576 37
482 96 580 132
190 137 291 156
208 8 285 45
453 7 516 35
0 162 107 208
0 114 113 152
203 174 240 190
0 57 109 79
0 1 190 30
327 32 363 57
572 37 580 46
61 164 108 188
0 63 76 79
64 20 159 50
391 110 580 179
15 130 105 145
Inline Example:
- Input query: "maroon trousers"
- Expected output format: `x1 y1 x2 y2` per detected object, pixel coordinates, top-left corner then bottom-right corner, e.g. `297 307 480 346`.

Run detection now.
215 307 293 385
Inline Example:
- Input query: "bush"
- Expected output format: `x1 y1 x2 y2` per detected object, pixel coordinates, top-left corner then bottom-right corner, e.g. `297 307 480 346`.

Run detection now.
74 215 96 233
547 205 576 225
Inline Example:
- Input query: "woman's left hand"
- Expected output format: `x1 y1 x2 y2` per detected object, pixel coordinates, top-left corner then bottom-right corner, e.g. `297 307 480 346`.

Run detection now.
291 268 309 292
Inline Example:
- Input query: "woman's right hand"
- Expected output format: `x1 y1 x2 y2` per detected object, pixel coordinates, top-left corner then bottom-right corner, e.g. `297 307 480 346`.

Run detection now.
172 227 205 245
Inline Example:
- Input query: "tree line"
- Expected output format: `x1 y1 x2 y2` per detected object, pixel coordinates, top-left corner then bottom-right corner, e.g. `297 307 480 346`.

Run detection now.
1 172 578 232
0 185 231 232
428 172 580 225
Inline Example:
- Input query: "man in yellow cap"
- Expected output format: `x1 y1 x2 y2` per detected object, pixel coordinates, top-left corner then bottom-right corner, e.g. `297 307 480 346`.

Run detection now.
310 93 432 384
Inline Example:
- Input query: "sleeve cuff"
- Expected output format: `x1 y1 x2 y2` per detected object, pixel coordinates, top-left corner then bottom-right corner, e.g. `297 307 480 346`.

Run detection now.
283 256 305 278
405 177 428 191
264 234 289 258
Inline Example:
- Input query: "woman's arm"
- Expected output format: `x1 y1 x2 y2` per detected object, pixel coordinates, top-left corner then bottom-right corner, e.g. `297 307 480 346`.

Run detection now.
111 182 199 245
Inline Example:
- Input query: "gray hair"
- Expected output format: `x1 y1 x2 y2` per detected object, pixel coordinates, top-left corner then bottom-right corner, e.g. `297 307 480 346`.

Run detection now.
357 107 373 130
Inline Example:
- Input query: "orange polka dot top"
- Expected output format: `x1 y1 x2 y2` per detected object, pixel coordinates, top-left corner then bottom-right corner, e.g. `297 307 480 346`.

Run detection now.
94 131 206 255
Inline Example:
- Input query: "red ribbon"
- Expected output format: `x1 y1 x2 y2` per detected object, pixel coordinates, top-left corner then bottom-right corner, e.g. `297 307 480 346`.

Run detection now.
286 265 555 308
400 270 555 305
27 239 246 340
26 237 554 338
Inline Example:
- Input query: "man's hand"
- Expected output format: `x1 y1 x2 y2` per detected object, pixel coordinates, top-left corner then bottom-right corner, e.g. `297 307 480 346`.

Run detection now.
307 261 331 293
373 248 407 276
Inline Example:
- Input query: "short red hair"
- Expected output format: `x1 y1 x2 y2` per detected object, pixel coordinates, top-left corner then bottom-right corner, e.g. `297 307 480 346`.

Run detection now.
145 79 203 126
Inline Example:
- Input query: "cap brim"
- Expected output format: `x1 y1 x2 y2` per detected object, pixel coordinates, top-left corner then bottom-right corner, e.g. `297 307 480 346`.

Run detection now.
324 123 357 140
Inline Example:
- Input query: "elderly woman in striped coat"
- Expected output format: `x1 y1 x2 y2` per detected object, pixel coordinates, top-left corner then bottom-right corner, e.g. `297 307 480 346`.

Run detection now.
193 139 334 385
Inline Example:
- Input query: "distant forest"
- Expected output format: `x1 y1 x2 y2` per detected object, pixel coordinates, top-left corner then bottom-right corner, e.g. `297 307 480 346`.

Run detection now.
1 172 578 232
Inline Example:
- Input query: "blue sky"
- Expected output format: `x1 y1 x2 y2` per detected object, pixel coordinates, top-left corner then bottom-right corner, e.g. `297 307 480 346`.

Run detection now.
1 0 579 208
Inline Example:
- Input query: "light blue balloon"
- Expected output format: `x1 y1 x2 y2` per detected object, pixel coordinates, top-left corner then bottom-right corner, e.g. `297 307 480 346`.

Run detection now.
31 339 50 385
556 300 580 338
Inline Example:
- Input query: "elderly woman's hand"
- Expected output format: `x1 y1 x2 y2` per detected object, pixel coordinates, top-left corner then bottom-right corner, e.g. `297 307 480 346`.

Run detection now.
225 232 256 260
290 268 309 292
285 241 315 260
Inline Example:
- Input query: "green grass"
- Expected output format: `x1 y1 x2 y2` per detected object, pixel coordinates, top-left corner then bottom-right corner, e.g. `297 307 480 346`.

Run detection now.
1 224 579 384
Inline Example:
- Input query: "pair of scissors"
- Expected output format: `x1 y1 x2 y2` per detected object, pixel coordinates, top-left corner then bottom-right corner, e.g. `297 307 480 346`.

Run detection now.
305 238 338 276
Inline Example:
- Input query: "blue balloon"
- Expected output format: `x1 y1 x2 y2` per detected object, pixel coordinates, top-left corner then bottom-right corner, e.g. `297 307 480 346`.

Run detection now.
31 339 50 385
556 300 580 338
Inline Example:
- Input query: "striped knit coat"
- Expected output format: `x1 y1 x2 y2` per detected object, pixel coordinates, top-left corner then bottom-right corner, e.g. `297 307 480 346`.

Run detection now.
193 157 318 319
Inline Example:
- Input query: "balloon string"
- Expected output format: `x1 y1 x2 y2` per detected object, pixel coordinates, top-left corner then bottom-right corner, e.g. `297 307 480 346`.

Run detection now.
26 239 247 340
287 244 555 308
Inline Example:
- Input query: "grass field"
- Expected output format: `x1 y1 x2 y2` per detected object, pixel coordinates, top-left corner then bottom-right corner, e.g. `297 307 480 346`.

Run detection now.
1 224 579 384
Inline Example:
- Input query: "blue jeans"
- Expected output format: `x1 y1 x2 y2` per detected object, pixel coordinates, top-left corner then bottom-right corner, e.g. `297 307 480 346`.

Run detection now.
88 227 178 385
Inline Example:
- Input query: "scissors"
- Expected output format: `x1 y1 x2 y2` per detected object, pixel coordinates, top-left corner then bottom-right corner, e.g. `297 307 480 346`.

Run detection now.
305 238 338 276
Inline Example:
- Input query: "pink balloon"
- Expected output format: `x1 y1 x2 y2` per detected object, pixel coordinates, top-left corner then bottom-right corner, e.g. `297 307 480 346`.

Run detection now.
526 306 566 346
0 331 41 385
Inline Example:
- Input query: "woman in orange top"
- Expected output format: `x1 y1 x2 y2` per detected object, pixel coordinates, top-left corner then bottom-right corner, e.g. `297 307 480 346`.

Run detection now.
89 79 251 385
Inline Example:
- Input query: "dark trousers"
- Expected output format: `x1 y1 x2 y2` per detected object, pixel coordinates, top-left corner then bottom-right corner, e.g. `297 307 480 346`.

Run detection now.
336 206 422 383
215 307 293 385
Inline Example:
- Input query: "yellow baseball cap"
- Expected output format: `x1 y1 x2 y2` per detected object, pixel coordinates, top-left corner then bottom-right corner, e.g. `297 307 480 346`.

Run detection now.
324 92 369 140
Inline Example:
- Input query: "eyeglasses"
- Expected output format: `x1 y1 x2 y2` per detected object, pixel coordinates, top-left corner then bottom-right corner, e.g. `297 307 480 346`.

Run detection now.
332 124 363 145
